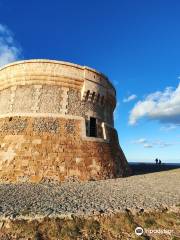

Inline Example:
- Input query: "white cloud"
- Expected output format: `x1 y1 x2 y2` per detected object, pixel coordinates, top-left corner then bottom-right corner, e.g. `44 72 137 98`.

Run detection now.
0 24 21 67
133 138 147 144
143 143 153 148
123 94 137 103
160 124 178 131
132 138 179 149
129 83 180 125
132 138 153 148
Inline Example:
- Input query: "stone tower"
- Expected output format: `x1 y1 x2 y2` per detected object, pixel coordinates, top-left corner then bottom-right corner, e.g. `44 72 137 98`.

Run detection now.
0 60 130 183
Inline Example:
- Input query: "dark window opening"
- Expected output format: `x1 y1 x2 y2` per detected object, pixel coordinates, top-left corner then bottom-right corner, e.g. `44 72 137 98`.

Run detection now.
90 117 97 137
85 119 89 136
91 92 95 102
85 90 90 101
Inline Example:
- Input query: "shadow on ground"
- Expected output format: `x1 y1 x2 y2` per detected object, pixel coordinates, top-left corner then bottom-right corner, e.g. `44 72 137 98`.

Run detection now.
129 162 180 175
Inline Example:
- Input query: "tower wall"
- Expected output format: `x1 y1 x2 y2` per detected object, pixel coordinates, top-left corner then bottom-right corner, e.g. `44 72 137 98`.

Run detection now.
0 60 130 183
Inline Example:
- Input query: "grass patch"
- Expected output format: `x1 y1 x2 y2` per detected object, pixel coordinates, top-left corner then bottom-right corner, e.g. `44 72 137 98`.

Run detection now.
144 218 156 227
172 237 180 240
0 211 179 239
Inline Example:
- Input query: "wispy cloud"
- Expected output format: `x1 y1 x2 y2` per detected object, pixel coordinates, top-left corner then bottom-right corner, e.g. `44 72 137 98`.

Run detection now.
132 138 177 148
123 94 137 103
129 83 180 125
0 24 21 67
133 138 147 144
132 138 152 148
160 124 179 131
143 143 153 148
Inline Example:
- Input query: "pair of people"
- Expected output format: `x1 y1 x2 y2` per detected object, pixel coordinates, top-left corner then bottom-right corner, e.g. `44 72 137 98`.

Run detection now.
155 158 162 165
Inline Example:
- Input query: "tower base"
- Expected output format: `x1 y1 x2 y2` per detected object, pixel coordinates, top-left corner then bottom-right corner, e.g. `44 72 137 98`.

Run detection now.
0 115 130 183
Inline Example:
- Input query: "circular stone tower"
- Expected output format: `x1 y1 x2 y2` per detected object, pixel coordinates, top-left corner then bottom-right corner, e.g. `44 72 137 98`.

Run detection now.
0 60 130 183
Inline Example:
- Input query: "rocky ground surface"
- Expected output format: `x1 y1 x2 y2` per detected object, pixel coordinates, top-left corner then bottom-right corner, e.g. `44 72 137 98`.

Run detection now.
0 169 179 219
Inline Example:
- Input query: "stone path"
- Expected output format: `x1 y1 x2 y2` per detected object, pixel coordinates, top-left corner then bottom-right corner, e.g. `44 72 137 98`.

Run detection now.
0 169 179 219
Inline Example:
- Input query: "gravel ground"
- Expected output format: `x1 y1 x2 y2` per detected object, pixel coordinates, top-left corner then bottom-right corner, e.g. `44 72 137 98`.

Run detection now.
0 169 179 219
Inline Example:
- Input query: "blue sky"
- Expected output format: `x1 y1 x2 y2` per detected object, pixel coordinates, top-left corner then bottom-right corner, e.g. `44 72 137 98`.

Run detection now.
0 0 179 162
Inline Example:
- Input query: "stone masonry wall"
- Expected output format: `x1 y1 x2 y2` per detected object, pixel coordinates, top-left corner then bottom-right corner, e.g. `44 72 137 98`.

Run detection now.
0 60 130 182
0 86 113 125
0 116 129 183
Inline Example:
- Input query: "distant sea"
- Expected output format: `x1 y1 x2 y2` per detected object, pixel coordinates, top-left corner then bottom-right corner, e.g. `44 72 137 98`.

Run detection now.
129 162 180 166
128 162 180 175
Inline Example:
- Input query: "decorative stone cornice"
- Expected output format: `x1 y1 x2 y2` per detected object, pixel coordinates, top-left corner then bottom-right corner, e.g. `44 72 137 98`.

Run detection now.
0 59 115 91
